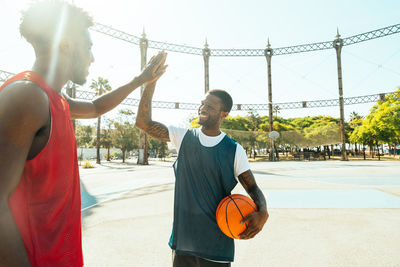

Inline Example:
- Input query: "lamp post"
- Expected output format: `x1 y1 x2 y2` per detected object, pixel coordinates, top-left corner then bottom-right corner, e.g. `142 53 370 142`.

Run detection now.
264 39 274 161
138 29 149 165
203 39 210 94
269 131 280 161
333 29 347 161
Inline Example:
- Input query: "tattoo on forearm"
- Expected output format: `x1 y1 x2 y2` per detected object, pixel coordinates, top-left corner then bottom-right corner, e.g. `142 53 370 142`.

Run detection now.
136 83 170 142
239 170 267 210
147 121 170 142
249 187 267 210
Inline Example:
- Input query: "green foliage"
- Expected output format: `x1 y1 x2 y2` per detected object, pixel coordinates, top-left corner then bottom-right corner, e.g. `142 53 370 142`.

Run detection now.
90 77 113 164
190 117 200 129
82 160 95 168
76 124 94 148
350 88 400 149
105 151 120 160
96 118 114 149
149 137 168 160
110 109 139 162
90 77 112 95
190 111 342 150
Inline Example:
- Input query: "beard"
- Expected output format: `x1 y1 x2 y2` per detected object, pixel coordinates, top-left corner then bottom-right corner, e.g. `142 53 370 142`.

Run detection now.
70 51 89 85
198 114 219 128
71 69 87 85
70 63 87 85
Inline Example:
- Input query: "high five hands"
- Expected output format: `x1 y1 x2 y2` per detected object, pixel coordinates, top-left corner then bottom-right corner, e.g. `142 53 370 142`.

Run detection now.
138 51 168 84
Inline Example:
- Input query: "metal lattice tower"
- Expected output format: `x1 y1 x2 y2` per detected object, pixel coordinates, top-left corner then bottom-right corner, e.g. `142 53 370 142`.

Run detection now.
72 88 398 111
0 70 397 111
2 21 399 163
89 21 400 162
91 22 400 56
91 23 203 55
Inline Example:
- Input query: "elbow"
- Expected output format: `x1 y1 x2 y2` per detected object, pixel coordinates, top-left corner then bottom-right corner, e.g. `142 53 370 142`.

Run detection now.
94 104 105 118
135 119 146 131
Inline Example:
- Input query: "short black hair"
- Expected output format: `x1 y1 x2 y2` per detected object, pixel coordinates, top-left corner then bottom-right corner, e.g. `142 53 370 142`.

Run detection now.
20 0 93 49
208 89 233 112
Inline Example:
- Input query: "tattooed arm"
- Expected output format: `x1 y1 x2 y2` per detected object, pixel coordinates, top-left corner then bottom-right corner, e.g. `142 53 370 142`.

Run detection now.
135 82 170 142
237 170 269 239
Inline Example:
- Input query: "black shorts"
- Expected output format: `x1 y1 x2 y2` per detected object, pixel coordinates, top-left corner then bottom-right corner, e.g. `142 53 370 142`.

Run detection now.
172 250 231 267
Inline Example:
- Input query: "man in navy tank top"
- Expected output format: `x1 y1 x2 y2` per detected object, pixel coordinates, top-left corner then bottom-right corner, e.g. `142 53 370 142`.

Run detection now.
136 64 269 266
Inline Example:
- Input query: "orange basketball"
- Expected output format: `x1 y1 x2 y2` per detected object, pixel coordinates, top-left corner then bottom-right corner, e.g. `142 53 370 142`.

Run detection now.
216 194 257 239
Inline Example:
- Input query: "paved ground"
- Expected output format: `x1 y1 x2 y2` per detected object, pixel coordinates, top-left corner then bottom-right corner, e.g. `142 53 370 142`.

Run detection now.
80 160 400 267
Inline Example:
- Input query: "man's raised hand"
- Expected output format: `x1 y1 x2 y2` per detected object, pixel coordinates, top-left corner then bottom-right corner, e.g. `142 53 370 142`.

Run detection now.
138 51 168 84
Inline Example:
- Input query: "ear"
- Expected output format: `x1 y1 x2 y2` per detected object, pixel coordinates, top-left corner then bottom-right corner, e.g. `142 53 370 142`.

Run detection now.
58 37 73 56
221 111 229 120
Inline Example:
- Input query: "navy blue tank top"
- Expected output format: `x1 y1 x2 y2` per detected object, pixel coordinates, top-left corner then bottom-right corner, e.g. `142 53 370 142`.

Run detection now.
169 128 238 262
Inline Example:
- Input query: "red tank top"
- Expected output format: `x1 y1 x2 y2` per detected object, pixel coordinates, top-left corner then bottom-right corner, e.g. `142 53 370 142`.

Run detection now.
2 71 83 266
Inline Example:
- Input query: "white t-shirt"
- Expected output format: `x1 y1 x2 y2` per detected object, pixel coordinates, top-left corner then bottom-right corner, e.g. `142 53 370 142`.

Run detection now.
168 126 250 180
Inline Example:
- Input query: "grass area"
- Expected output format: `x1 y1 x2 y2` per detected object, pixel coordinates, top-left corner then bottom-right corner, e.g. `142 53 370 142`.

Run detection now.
248 154 400 162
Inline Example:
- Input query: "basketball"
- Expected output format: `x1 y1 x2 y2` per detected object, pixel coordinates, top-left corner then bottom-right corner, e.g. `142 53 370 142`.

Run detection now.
216 194 257 239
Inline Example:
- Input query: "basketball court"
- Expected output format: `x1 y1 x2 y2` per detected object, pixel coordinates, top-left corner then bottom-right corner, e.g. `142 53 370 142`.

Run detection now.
80 160 400 266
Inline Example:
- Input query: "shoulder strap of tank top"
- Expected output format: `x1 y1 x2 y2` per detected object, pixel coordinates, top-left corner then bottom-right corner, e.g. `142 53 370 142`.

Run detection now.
0 71 54 95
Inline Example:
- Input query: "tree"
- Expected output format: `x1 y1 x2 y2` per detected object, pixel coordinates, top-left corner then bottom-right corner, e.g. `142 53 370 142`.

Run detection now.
93 118 114 161
350 88 400 159
149 138 168 160
273 105 281 117
187 113 359 159
368 89 400 157
75 124 94 162
348 111 364 155
350 123 375 159
111 109 139 163
90 77 112 164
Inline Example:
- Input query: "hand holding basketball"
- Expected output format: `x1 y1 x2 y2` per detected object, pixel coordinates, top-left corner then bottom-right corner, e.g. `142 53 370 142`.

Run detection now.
216 194 268 240
238 209 269 240
216 194 258 239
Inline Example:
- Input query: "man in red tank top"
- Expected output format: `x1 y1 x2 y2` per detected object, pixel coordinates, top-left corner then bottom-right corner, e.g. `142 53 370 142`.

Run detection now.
0 1 167 266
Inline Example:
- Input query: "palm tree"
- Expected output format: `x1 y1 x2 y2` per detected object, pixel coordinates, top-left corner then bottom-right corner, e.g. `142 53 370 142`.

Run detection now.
90 77 112 164
273 105 281 118
349 111 363 122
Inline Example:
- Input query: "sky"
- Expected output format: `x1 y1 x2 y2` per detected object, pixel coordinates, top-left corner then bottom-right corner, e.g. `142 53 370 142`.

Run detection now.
1 0 400 128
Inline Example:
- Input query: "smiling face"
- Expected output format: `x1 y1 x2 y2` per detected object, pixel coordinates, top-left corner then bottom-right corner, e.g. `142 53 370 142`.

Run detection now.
198 94 228 128
70 29 94 85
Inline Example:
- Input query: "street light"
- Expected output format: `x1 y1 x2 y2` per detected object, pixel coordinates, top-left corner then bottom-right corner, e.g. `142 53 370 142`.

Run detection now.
269 130 280 161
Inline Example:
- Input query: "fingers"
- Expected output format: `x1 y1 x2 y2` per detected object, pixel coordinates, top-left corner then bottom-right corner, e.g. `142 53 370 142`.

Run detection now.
148 65 168 84
238 212 266 239
148 55 156 63
153 65 168 80
153 52 167 72
148 51 166 65
139 51 167 84
239 225 261 240
240 212 255 224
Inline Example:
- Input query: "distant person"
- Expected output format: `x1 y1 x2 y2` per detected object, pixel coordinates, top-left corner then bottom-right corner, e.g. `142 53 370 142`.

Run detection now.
0 1 167 266
136 64 268 266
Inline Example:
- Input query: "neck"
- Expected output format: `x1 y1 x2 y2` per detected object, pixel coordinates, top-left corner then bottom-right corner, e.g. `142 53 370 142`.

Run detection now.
201 126 221 137
32 54 69 93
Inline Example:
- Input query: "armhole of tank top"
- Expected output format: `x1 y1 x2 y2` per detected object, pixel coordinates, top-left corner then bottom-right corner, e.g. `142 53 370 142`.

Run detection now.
26 92 53 162
3 78 54 162
177 129 192 155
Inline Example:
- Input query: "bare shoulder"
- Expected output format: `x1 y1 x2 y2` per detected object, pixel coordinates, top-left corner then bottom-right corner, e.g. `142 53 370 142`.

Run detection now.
0 80 49 131
1 80 49 104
